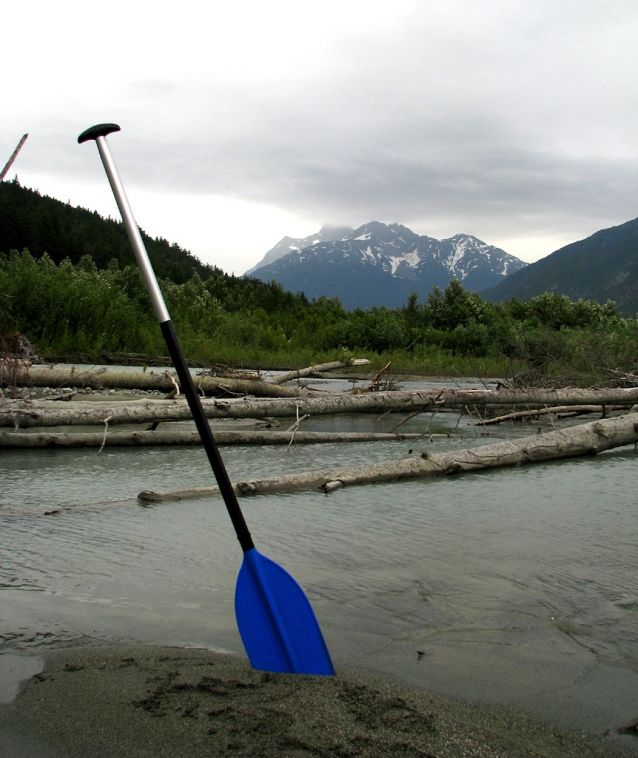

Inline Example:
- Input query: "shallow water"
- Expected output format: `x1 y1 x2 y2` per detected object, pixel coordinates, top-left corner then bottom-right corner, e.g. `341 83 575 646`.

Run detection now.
1 378 637 751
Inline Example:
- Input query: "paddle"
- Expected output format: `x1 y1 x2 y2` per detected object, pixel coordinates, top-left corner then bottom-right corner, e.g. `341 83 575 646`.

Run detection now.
78 124 335 676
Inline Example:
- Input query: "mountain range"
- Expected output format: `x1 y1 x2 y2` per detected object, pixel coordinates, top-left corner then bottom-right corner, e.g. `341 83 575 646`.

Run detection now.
247 222 527 310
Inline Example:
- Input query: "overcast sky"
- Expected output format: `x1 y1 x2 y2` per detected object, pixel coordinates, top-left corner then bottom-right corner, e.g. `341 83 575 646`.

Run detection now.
3 1 637 275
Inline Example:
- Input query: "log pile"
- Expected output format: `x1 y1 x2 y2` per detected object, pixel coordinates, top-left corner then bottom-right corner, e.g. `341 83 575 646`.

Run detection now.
9 366 315 398
3 360 638 492
6 359 371 399
4 360 637 500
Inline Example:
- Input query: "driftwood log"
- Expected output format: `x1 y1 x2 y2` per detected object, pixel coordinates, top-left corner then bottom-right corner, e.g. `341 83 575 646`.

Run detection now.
3 387 638 429
0 430 432 449
266 359 370 384
478 405 627 425
138 412 638 501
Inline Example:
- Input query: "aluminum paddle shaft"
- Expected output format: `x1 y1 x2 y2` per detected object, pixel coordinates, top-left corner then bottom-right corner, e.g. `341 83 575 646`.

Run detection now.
78 123 254 553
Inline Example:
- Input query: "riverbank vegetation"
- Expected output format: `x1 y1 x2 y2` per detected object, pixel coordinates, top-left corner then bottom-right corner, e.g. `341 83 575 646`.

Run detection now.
1 247 636 385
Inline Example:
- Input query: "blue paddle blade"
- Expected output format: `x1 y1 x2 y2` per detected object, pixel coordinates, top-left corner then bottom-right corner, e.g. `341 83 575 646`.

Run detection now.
235 548 335 675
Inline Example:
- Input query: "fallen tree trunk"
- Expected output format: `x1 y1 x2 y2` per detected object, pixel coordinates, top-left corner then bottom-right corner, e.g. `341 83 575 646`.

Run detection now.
7 366 318 398
267 359 370 384
0 429 432 449
3 387 638 429
479 405 617 425
138 412 638 501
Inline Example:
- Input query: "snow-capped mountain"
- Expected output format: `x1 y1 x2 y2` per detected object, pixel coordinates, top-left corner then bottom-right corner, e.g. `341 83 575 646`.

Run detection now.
245 225 354 276
247 221 526 309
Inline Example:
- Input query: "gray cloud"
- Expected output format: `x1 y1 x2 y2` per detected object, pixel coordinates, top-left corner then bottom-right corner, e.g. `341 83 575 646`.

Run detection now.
4 1 638 270
128 82 638 244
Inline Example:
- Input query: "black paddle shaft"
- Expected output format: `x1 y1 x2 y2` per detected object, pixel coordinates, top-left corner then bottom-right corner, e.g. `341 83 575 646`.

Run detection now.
160 320 255 552
78 124 255 553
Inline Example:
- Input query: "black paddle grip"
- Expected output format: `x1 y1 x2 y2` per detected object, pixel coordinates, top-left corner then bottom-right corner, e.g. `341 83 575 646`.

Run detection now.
160 320 255 553
78 123 121 144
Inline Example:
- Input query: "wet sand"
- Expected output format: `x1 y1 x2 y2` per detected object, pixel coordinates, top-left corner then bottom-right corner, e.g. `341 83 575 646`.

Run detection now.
0 644 634 758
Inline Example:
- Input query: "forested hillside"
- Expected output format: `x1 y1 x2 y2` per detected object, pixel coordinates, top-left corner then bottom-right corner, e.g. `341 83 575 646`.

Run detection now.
0 179 214 284
482 216 638 313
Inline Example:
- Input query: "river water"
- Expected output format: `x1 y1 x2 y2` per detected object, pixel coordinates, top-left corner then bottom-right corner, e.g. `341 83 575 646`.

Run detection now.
1 375 637 752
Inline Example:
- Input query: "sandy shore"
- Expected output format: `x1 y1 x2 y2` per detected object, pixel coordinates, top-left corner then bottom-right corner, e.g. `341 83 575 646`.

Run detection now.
0 644 634 758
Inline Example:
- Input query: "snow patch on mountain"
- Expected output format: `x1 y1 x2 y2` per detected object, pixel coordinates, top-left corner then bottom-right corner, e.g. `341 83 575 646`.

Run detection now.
389 249 420 275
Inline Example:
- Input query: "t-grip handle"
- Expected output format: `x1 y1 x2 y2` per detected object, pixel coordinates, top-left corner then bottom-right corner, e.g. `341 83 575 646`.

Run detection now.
78 123 121 144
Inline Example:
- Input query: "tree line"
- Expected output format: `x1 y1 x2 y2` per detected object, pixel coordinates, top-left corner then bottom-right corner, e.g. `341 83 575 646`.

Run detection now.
2 247 636 383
